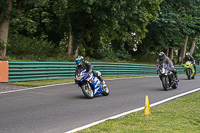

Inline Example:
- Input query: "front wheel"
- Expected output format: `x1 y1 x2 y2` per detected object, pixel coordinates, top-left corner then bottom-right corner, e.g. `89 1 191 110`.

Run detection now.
161 76 169 91
81 83 94 99
186 69 191 80
102 83 109 96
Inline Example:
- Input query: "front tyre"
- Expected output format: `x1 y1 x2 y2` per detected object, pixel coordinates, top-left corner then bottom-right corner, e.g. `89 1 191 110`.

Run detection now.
81 83 94 99
102 83 109 96
162 76 168 91
186 69 191 80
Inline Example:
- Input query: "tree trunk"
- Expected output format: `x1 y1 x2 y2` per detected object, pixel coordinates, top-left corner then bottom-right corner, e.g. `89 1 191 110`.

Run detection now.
74 44 79 57
169 48 173 60
179 35 188 64
0 0 13 57
67 22 72 57
165 48 169 56
190 38 196 56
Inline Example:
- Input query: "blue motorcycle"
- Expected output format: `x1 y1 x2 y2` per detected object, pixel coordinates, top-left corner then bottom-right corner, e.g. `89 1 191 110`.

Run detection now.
75 70 109 99
158 63 178 91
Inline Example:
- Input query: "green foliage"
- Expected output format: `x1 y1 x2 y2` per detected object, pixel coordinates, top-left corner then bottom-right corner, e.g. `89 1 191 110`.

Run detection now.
3 0 164 63
0 0 10 22
96 43 135 62
7 34 57 60
8 0 200 64
138 0 200 59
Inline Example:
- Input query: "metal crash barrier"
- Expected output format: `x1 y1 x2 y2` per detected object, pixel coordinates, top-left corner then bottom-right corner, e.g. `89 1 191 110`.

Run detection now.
0 62 197 82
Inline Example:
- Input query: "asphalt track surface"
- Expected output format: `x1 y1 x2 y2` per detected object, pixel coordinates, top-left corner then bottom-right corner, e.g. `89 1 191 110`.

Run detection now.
0 75 200 133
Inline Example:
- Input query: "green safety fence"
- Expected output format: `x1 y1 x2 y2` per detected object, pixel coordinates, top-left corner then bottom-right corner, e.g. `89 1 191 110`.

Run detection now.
8 62 200 82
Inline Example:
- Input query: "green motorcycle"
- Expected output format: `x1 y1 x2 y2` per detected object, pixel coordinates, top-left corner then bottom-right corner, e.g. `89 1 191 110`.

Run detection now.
183 61 195 79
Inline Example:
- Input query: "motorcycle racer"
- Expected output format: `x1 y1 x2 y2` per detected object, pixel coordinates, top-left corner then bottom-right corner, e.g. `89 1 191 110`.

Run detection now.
183 52 196 74
156 52 178 79
75 56 106 86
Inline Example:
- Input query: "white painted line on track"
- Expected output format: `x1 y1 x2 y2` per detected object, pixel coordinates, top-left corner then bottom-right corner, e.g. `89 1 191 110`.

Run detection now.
0 82 74 94
65 88 200 133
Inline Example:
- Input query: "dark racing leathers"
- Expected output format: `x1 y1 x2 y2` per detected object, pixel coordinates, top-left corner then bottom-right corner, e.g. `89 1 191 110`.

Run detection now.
75 61 104 83
156 56 177 80
183 55 195 64
156 56 175 71
183 55 196 74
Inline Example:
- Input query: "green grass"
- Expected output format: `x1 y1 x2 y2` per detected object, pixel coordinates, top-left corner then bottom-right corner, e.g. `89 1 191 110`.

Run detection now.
77 91 200 133
7 78 75 87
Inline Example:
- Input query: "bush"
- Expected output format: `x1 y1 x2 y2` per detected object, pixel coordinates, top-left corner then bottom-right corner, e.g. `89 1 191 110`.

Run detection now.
96 43 135 62
7 34 57 60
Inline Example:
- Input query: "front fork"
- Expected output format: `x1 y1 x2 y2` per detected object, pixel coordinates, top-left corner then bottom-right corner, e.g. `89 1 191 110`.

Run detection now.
159 74 173 86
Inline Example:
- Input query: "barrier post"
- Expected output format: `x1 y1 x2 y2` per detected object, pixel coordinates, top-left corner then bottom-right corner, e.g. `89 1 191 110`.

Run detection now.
0 61 9 82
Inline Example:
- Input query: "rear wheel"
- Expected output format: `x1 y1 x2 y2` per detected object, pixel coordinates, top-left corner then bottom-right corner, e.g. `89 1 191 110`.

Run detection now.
102 83 109 96
81 83 94 99
162 76 169 91
172 81 178 89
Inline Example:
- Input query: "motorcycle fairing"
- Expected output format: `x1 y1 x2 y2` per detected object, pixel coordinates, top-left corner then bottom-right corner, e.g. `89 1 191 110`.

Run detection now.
86 75 103 95
183 61 195 77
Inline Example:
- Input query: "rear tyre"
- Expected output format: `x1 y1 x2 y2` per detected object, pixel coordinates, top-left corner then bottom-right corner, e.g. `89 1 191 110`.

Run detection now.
102 83 109 96
172 81 178 89
81 83 94 99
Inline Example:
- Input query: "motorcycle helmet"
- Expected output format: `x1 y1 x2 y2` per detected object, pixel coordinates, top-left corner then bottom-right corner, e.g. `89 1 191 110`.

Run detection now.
186 52 190 58
159 52 165 61
75 56 84 65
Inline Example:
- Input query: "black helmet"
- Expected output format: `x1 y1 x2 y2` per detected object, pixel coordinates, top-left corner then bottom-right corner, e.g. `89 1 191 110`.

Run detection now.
185 52 190 58
159 52 165 60
75 56 84 65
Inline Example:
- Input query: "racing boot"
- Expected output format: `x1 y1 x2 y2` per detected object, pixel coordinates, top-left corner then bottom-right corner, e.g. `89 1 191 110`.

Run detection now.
98 76 106 87
175 74 179 82
102 80 106 87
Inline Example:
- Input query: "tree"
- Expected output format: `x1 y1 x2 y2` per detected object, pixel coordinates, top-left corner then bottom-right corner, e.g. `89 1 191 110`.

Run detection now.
3 0 163 60
190 38 197 55
179 35 188 63
0 0 13 57
139 0 200 64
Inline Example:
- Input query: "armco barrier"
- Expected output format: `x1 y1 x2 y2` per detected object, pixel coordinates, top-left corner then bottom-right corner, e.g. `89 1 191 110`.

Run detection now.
8 62 200 82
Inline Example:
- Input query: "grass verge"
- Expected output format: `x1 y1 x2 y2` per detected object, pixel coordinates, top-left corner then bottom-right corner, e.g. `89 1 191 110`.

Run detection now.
7 78 75 87
6 75 154 87
77 91 200 133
